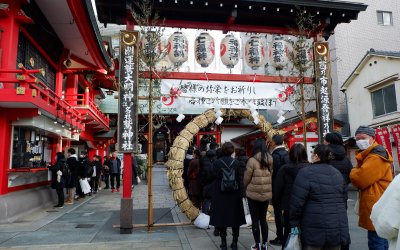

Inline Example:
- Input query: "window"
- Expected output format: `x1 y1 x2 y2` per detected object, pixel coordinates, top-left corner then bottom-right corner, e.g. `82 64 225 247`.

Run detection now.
377 11 393 26
371 84 397 117
12 126 53 168
17 34 56 91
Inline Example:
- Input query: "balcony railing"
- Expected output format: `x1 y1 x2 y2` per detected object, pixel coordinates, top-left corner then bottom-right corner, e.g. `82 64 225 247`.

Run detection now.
0 66 85 131
64 90 110 128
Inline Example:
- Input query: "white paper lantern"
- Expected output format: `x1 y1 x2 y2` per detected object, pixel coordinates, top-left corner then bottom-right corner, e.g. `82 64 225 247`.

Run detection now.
220 34 240 69
194 32 215 67
294 40 313 67
245 35 265 70
271 36 289 70
167 31 189 66
141 31 160 66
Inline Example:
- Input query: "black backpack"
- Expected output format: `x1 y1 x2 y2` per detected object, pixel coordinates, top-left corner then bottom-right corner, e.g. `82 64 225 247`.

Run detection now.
220 159 238 193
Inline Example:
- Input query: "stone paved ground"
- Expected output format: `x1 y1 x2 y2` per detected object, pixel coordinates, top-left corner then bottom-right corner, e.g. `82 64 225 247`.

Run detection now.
0 165 367 249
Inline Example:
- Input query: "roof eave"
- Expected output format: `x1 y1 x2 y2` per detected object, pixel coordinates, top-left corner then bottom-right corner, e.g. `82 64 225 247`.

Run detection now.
68 0 113 70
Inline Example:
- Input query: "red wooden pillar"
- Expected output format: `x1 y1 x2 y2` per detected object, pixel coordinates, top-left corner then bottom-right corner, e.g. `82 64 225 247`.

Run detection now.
0 1 21 88
120 20 134 234
84 87 90 106
0 110 12 194
65 74 78 105
55 72 63 97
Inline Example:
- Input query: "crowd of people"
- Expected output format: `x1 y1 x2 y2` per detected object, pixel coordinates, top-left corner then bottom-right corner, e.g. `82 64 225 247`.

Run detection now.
182 125 395 250
48 124 396 250
48 150 138 208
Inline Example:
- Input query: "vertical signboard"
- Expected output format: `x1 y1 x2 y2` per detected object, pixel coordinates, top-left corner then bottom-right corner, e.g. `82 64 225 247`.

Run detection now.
118 31 139 153
314 42 333 143
375 127 393 155
391 125 400 165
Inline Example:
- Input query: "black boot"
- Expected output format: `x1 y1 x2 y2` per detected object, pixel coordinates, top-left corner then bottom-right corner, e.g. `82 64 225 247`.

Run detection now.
220 236 227 250
231 236 238 250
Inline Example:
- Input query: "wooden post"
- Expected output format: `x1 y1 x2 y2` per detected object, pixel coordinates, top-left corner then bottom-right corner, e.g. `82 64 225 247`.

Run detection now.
84 87 90 106
118 30 139 234
147 75 154 229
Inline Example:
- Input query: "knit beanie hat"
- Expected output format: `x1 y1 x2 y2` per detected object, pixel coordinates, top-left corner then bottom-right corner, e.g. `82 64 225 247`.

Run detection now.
324 132 343 145
355 125 375 138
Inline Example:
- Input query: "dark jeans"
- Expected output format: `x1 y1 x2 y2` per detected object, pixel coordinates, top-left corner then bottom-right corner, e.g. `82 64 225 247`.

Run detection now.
110 173 120 189
103 174 110 188
56 188 64 206
282 210 290 249
248 198 269 244
219 226 240 239
368 230 388 250
90 176 100 192
272 199 283 241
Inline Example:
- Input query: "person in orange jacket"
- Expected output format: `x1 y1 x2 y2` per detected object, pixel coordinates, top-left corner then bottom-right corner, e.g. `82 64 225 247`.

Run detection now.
350 125 393 250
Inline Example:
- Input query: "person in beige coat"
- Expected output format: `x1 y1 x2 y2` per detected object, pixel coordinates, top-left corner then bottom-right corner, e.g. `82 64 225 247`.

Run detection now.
244 138 273 250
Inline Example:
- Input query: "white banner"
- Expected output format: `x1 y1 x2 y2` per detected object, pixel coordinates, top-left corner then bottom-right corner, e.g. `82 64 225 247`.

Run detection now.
161 79 294 110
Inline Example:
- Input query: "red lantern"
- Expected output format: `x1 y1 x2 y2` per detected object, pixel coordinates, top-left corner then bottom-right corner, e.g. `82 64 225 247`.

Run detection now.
195 32 215 67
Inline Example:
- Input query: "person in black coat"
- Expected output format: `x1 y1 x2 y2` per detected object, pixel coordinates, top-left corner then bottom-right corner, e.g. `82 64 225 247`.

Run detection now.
183 147 194 194
290 144 350 249
66 148 79 204
109 151 121 192
48 152 66 208
199 145 218 214
236 148 249 198
90 155 103 194
270 134 289 246
324 132 353 250
274 143 309 249
210 142 246 250
76 150 90 200
132 154 139 187
103 154 112 189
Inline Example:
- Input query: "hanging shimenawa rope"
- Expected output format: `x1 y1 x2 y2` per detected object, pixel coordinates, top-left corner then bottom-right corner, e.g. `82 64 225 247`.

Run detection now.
165 108 279 223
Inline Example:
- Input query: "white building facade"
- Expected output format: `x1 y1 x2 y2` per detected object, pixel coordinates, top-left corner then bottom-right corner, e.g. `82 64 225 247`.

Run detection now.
329 0 400 135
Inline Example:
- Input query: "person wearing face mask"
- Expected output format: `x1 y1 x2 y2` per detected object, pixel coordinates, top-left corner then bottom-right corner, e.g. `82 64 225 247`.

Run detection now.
290 144 349 250
350 125 393 250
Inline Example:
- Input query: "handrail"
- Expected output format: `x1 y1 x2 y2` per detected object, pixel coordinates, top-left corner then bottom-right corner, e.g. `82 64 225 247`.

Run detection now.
0 67 86 130
0 66 109 128
64 94 110 125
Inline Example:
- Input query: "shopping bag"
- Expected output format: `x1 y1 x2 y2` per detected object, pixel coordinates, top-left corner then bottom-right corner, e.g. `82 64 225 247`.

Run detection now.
194 212 210 229
284 227 301 250
241 198 252 227
79 178 91 194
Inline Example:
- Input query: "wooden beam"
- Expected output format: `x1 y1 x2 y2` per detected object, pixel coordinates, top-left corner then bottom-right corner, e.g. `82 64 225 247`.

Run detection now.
140 71 314 84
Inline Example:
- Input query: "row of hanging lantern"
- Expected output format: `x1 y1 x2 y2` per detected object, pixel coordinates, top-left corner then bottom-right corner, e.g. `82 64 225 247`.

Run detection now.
142 31 313 70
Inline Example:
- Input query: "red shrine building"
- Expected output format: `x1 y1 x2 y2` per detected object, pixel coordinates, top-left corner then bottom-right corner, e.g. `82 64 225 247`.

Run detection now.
0 0 116 222
0 0 367 223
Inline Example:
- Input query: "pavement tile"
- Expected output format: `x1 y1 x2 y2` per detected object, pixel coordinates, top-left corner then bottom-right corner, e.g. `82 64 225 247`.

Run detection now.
0 166 368 250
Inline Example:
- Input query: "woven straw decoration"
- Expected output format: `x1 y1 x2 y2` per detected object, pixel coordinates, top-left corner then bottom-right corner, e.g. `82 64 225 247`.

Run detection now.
179 129 194 142
166 108 275 222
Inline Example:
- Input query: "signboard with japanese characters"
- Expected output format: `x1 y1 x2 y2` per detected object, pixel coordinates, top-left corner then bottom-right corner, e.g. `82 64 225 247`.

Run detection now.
391 125 400 165
375 127 393 155
314 42 333 143
117 31 139 153
160 79 294 110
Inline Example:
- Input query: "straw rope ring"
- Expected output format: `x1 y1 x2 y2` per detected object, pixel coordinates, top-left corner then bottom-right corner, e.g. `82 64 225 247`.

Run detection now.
166 108 278 222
